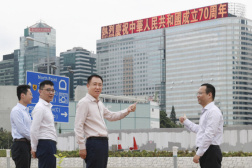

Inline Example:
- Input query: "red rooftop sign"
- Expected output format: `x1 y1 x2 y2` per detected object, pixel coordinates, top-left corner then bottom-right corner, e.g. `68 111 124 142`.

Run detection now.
30 28 51 33
101 3 228 39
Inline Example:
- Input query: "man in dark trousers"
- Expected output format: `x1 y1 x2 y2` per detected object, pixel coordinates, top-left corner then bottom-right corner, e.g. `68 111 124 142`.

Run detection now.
75 74 137 168
10 85 33 168
30 80 57 168
179 83 223 168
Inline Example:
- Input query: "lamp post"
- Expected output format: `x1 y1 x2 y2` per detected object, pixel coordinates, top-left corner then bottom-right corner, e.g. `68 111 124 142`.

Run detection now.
26 37 50 74
173 146 178 168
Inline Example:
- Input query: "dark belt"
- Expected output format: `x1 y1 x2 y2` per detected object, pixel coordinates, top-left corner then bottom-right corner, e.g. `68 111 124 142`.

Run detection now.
88 136 108 140
196 145 219 151
39 139 57 144
14 138 30 143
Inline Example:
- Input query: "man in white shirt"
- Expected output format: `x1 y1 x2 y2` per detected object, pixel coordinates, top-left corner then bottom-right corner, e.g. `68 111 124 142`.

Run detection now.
10 85 33 168
30 80 57 168
179 83 223 168
74 74 137 168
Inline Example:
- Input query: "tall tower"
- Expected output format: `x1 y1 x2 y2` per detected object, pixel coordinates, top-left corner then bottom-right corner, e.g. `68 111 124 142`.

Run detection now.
19 21 56 84
60 47 97 100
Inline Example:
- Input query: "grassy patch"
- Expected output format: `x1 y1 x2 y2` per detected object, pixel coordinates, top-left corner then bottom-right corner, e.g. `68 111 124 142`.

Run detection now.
0 150 6 157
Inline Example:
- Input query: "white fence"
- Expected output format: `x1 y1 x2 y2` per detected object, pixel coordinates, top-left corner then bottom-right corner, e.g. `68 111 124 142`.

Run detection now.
57 126 252 152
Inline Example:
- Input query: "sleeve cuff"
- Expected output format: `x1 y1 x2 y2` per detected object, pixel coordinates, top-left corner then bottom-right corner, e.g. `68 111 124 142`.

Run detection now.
79 143 86 150
124 109 131 117
123 108 130 114
196 148 204 156
183 119 189 126
31 145 37 152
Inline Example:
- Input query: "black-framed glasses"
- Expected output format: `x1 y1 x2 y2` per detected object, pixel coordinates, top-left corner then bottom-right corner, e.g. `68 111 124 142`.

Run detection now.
41 88 55 93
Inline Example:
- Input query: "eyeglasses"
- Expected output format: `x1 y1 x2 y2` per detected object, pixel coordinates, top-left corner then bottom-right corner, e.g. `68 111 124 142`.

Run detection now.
196 92 206 96
41 88 55 93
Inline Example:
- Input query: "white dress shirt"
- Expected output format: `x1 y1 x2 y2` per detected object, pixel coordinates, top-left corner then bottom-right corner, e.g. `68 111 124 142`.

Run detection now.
183 102 223 156
30 98 57 152
10 103 31 140
74 93 130 150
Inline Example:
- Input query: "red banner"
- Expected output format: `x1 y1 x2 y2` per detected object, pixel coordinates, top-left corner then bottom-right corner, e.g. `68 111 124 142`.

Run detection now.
30 28 51 32
101 3 228 39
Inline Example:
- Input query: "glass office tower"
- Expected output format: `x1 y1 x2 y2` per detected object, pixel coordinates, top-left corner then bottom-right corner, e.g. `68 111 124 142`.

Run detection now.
166 16 252 125
0 50 19 85
19 21 56 84
97 29 166 110
60 47 97 100
97 3 252 125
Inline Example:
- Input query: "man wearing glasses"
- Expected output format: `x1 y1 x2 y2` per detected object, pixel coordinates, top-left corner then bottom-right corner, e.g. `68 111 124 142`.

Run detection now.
179 83 223 168
30 80 57 168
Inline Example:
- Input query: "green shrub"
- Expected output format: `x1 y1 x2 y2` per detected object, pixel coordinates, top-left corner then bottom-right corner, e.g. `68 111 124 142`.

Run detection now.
109 150 173 157
0 150 6 157
56 150 79 157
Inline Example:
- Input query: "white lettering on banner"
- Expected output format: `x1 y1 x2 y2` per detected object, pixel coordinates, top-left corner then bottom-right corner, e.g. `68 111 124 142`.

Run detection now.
38 75 48 80
49 77 57 82
52 108 61 113
37 75 57 82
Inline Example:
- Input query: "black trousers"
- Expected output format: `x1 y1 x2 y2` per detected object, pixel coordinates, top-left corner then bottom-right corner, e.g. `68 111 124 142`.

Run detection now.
36 139 57 168
199 145 222 168
85 137 109 168
11 141 31 168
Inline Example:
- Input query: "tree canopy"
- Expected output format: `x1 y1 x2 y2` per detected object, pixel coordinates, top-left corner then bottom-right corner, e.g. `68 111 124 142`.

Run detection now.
0 128 12 149
160 110 182 128
170 106 176 124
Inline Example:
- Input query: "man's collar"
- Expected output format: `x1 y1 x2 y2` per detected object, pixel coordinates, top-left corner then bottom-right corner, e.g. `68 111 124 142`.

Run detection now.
39 98 52 106
17 102 27 110
86 93 99 102
201 101 214 113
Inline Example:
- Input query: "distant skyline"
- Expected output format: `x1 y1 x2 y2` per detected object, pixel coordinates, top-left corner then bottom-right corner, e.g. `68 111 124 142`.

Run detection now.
1 0 251 61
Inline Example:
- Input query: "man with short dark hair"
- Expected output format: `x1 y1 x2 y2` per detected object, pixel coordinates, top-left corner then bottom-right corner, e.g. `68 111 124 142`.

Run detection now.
75 74 137 168
30 80 57 168
179 83 223 168
10 85 33 168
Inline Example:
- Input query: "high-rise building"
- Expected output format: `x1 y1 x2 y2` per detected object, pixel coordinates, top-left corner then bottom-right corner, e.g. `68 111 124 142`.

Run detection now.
97 25 166 110
97 3 252 125
0 50 19 85
60 47 97 99
19 21 56 84
165 5 251 125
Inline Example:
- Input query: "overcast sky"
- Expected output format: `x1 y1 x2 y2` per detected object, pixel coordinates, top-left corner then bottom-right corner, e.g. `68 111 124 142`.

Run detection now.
0 0 251 61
